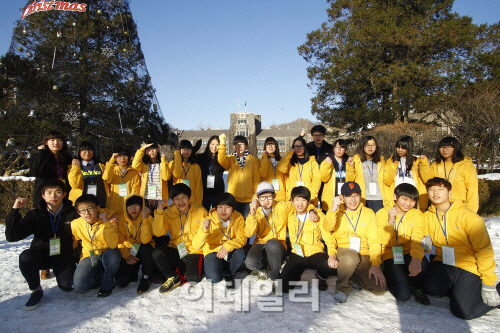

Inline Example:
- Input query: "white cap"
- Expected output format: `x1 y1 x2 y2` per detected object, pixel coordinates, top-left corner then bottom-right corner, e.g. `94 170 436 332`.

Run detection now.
256 181 275 195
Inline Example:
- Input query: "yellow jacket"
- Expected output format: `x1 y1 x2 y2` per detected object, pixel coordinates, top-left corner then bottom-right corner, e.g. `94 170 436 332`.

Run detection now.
102 157 141 216
217 144 260 203
244 201 294 249
132 147 171 202
68 162 109 205
424 201 497 286
383 156 428 212
170 150 203 207
117 193 153 259
153 204 207 255
319 159 341 211
259 154 287 201
192 208 247 256
376 207 425 262
277 151 321 204
346 154 388 205
287 208 336 257
419 157 478 213
324 204 380 266
71 216 121 259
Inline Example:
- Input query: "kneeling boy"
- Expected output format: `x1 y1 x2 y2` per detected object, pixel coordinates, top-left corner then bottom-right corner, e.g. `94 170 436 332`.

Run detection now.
72 194 122 297
422 177 500 320
5 179 79 310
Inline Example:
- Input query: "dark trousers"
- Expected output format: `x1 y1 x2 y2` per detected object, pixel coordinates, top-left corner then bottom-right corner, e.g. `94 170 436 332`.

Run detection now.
204 248 246 283
152 245 203 283
365 200 384 213
383 254 429 302
202 196 217 211
19 248 75 291
115 243 155 288
279 252 337 293
245 240 286 280
423 261 496 320
236 201 250 219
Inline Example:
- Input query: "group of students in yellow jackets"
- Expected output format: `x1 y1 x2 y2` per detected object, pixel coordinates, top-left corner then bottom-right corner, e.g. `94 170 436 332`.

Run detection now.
4 127 499 320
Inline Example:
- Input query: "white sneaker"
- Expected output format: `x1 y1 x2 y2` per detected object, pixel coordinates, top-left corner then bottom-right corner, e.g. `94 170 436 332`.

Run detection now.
334 290 348 303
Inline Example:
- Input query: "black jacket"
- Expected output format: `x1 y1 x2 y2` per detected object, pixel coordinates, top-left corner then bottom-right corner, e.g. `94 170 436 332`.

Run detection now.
193 152 226 198
306 141 333 165
5 199 78 253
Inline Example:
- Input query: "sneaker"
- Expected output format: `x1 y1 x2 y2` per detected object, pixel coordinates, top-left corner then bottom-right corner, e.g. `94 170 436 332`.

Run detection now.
316 273 328 291
411 287 430 305
97 288 113 298
137 278 152 294
334 290 348 303
159 275 181 294
348 280 362 290
272 281 284 296
25 289 43 311
258 270 269 281
225 279 236 290
40 270 50 280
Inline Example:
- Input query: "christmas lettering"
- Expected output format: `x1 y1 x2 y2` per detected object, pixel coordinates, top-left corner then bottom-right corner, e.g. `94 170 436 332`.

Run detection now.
22 1 87 19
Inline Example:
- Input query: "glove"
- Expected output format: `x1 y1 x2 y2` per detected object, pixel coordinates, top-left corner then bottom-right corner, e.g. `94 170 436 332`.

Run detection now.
481 284 500 307
219 134 226 145
420 235 432 252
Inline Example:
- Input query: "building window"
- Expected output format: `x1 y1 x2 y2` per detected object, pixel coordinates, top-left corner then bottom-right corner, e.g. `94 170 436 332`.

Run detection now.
239 112 245 118
279 147 286 153
257 149 263 156
277 139 286 146
237 119 247 124
237 129 247 137
257 139 265 147
202 140 208 146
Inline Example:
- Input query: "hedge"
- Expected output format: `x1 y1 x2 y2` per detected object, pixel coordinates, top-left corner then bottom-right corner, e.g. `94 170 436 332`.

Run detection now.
1 177 499 222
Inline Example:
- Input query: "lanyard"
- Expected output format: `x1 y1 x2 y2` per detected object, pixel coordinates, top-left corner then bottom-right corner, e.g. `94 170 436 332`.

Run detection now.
85 223 99 248
336 159 346 180
126 220 143 242
443 162 454 181
367 160 375 178
394 213 406 244
270 158 277 178
436 204 452 244
344 208 362 236
182 163 190 179
83 162 95 184
209 159 214 176
55 160 65 178
120 169 129 183
219 219 231 240
180 213 188 237
398 160 406 181
295 213 309 243
49 212 61 238
316 147 321 162
298 163 304 181
262 208 274 235
148 163 158 184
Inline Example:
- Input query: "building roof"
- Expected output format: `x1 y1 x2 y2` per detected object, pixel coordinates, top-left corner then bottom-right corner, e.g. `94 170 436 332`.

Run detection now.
180 129 229 138
256 128 300 139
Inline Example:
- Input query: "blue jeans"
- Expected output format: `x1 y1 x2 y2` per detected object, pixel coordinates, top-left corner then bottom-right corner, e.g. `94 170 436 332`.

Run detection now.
236 202 250 219
204 248 246 283
73 248 121 292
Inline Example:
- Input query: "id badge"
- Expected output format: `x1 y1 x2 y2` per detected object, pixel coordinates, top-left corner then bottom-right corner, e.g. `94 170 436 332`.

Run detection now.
207 175 215 189
49 238 61 256
272 178 280 191
147 185 157 199
349 236 361 253
369 182 377 196
130 243 140 256
296 181 305 187
442 245 456 266
89 250 98 267
182 179 191 187
392 246 404 264
337 182 344 195
224 253 229 261
177 241 188 259
294 243 304 257
118 183 128 197
87 184 97 196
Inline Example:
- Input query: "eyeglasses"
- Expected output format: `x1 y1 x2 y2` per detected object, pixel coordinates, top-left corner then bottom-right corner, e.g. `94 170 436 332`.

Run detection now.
312 134 324 138
439 146 453 151
265 143 275 147
78 206 96 215
365 144 377 148
258 195 274 202
80 149 93 153
293 145 304 149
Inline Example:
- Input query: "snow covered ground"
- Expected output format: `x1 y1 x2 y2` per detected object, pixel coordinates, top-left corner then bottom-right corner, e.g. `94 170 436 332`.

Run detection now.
0 218 499 333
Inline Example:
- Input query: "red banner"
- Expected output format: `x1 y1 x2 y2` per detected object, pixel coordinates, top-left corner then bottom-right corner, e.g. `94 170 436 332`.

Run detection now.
22 1 87 19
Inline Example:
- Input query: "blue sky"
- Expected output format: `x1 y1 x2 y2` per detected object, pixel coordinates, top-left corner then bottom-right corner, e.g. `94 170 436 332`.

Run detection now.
1 0 498 130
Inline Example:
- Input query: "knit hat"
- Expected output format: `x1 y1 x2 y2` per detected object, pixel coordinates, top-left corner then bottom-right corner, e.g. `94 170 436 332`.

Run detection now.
341 182 362 196
257 181 275 196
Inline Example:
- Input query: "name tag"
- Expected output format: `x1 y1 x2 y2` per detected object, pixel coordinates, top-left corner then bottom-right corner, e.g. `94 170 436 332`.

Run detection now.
272 178 280 191
349 236 361 253
130 243 140 257
147 185 157 199
182 179 191 187
118 183 128 197
89 249 98 267
296 181 305 187
294 243 304 257
177 241 188 259
442 245 455 266
87 184 97 196
207 175 215 189
49 238 60 256
392 246 404 264
369 182 377 196
337 182 344 195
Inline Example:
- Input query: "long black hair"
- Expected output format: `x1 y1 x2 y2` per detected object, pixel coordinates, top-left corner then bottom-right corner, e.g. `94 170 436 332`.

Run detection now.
142 140 159 164
332 139 349 159
356 136 381 163
290 136 309 166
264 137 281 161
435 136 464 163
179 140 195 163
203 135 220 159
41 130 71 163
393 135 416 174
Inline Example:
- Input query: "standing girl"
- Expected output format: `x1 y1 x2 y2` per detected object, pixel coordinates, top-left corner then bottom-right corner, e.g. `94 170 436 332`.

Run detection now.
170 140 203 207
384 136 427 212
346 136 386 213
277 136 321 206
419 136 478 212
320 139 349 211
259 137 286 201
68 141 108 209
